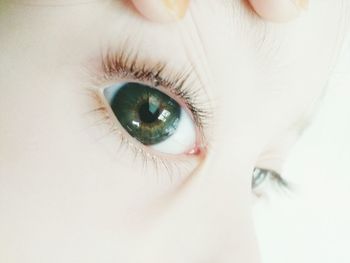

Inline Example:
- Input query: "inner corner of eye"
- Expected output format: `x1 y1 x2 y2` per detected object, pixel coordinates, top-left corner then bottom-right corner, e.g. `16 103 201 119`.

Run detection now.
103 82 125 103
103 82 198 155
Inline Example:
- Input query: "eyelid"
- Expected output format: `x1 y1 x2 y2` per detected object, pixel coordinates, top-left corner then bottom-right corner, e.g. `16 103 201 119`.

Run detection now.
88 48 211 155
252 168 289 189
80 47 213 184
98 49 211 135
252 168 292 198
84 85 203 185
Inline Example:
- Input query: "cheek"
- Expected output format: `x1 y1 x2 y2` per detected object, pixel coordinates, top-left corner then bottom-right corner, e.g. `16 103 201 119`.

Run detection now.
0 73 259 262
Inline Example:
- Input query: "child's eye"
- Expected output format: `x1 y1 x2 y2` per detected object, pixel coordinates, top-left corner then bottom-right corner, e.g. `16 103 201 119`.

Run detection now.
252 168 291 196
103 82 197 155
88 49 209 181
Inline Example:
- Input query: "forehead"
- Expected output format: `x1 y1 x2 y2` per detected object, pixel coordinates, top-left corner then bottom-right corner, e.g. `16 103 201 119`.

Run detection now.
1 1 348 138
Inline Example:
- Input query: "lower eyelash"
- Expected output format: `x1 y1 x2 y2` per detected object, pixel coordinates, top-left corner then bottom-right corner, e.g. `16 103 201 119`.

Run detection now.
81 47 211 184
84 88 202 185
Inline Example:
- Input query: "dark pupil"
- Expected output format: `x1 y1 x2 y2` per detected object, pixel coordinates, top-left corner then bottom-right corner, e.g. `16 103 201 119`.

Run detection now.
138 101 160 123
110 82 181 145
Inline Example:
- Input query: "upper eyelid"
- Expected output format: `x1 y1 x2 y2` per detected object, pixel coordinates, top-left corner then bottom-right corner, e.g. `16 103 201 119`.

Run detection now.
92 48 212 138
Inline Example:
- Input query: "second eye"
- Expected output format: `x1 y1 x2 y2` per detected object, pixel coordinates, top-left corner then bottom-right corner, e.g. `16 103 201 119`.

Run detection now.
103 82 197 155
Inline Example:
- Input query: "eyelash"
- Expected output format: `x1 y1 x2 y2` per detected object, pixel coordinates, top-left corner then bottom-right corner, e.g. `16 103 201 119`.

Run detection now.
86 50 211 181
101 50 210 132
252 168 291 197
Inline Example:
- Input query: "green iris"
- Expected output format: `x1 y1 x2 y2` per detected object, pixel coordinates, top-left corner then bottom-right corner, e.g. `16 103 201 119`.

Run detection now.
110 82 181 145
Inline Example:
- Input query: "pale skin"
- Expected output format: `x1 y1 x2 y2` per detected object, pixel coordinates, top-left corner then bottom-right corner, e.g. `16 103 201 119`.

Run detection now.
0 0 348 262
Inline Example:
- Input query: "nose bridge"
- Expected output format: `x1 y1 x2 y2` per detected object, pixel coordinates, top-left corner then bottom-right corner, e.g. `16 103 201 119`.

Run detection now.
138 143 260 263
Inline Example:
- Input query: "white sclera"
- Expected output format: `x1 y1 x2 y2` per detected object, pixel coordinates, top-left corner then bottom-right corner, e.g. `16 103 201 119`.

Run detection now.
103 83 124 103
104 84 197 155
151 108 196 155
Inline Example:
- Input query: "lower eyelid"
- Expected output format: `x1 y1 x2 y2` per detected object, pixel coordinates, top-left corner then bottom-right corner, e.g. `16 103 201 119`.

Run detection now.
83 85 203 185
83 49 211 180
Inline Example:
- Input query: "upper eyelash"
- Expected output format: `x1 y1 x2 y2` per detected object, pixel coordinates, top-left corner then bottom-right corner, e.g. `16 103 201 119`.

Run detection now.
100 49 211 136
252 167 291 194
